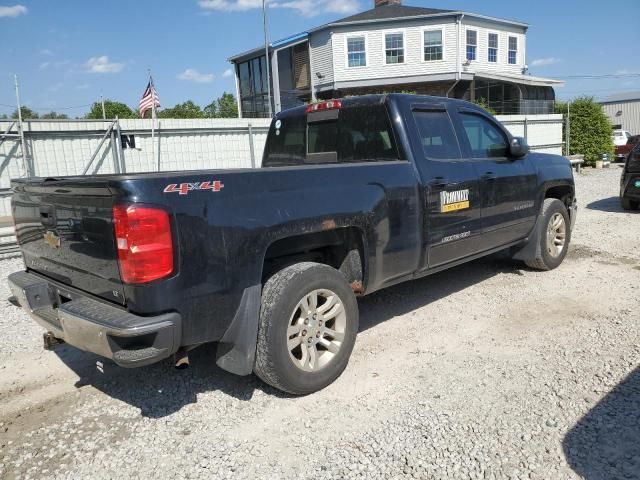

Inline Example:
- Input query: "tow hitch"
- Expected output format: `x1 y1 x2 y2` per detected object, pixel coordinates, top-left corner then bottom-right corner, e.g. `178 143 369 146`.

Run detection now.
43 332 65 350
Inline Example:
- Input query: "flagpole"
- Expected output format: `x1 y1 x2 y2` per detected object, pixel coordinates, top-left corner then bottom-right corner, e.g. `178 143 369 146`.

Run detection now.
148 69 157 171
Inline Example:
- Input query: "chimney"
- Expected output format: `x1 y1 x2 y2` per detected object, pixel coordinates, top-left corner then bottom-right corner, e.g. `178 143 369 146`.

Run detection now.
375 0 401 7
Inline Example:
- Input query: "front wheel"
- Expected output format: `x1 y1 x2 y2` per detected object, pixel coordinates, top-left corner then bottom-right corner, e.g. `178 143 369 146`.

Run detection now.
254 262 359 395
525 198 571 271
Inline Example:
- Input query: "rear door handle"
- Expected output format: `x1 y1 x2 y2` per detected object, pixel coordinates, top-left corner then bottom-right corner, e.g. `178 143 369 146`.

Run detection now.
481 172 497 181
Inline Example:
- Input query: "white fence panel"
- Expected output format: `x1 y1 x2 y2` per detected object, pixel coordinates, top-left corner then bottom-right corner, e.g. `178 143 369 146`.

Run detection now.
0 114 562 219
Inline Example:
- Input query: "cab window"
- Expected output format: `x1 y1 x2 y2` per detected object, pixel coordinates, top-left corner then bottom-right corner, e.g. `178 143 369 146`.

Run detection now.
412 110 461 160
460 113 508 158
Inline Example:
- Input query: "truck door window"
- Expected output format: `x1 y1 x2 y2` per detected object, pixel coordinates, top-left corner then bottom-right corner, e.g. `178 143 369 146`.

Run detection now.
337 105 399 162
412 110 461 160
460 113 508 158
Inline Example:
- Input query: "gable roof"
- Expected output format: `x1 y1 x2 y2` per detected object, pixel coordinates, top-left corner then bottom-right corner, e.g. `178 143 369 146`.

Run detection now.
332 4 453 24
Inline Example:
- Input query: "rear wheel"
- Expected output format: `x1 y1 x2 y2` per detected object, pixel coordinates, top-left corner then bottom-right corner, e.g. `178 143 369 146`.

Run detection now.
525 198 571 271
254 262 359 395
621 197 639 210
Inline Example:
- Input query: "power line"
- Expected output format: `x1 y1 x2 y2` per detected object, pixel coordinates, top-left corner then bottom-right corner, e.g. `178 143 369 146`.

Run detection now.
551 73 640 79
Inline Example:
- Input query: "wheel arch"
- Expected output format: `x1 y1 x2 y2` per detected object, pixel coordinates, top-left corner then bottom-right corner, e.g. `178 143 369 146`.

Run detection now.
261 226 368 295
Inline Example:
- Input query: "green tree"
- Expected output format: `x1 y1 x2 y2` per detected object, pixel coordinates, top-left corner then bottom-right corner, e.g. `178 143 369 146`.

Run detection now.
11 106 39 119
203 101 218 118
158 100 205 119
216 92 238 118
565 96 614 166
40 111 69 119
85 100 136 119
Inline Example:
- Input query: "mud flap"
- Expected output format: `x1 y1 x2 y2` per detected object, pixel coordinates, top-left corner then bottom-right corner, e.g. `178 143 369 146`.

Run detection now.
215 284 262 376
511 213 544 261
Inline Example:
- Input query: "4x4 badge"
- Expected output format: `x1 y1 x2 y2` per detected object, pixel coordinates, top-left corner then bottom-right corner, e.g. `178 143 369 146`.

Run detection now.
44 231 61 248
164 181 224 195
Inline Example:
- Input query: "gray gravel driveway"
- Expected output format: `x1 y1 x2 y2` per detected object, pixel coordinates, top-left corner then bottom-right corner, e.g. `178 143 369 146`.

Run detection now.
0 166 638 480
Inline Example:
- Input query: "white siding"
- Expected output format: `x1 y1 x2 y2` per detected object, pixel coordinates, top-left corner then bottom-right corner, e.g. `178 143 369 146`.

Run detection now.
601 101 640 134
310 29 334 88
331 18 459 84
462 19 526 74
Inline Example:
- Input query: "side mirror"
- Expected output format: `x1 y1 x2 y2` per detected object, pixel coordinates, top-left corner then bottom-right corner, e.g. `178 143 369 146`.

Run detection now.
510 137 529 158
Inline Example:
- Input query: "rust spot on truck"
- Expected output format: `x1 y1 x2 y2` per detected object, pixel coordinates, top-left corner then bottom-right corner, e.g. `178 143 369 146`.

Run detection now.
322 219 337 230
350 280 364 294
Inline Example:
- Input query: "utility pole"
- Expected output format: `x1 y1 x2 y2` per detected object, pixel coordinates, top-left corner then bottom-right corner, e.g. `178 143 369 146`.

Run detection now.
262 0 273 118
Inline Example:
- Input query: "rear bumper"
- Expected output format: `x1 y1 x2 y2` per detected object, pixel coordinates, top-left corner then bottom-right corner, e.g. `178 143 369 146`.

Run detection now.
8 271 181 367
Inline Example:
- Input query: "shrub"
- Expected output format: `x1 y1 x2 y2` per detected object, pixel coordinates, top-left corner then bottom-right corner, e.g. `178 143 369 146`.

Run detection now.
564 97 614 166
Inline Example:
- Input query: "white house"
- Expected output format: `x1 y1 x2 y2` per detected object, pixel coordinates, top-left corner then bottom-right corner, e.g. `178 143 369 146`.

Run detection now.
229 0 563 117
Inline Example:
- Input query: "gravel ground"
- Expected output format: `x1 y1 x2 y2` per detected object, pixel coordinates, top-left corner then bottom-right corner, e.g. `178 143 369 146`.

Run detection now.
0 166 638 480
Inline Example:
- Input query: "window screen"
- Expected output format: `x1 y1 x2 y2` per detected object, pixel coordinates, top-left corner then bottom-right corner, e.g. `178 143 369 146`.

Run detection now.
460 113 508 158
412 111 461 160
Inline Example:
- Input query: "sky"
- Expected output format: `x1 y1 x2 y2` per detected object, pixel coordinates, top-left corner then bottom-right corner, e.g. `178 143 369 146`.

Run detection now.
0 0 638 117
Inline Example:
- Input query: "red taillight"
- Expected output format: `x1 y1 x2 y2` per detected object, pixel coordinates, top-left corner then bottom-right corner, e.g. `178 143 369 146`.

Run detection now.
113 205 174 284
306 100 342 114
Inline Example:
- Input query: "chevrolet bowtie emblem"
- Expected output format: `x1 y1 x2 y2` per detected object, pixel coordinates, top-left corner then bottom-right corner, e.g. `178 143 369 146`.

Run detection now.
44 231 61 248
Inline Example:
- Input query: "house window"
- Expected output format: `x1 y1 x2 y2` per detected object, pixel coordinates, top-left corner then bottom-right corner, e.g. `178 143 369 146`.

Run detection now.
347 36 366 67
488 33 498 63
466 30 477 61
424 30 443 61
508 36 517 64
385 33 404 64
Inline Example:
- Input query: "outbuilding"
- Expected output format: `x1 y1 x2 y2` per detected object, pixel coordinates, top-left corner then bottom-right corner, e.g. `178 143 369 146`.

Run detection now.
600 91 640 135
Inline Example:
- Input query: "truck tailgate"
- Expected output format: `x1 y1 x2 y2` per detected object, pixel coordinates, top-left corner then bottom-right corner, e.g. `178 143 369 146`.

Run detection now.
12 179 125 305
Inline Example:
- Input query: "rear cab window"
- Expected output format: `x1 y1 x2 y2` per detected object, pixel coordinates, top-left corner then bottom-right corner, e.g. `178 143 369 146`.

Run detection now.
262 100 400 167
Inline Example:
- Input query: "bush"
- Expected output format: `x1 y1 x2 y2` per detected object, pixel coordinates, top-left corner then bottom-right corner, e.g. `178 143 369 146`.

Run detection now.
563 97 614 166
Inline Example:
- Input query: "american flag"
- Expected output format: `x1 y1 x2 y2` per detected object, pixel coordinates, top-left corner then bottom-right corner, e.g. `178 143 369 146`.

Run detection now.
139 80 160 118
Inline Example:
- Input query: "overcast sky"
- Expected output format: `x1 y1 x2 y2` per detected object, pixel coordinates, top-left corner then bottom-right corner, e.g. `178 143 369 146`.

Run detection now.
0 0 638 117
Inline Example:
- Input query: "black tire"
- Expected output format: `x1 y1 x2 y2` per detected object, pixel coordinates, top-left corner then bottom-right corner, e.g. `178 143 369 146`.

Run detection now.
621 197 638 211
254 262 359 395
525 198 571 271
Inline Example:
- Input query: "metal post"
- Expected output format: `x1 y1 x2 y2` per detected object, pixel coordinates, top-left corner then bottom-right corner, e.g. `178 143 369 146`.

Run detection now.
262 0 273 118
248 123 256 168
82 123 114 175
115 117 126 174
566 102 571 156
14 75 30 177
110 127 120 174
101 94 106 120
523 117 528 142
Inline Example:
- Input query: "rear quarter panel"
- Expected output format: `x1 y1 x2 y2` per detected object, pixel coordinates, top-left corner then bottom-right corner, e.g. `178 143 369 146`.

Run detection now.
116 161 420 344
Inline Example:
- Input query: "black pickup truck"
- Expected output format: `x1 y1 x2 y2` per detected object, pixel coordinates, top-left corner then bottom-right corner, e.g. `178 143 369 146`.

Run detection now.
8 94 577 394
